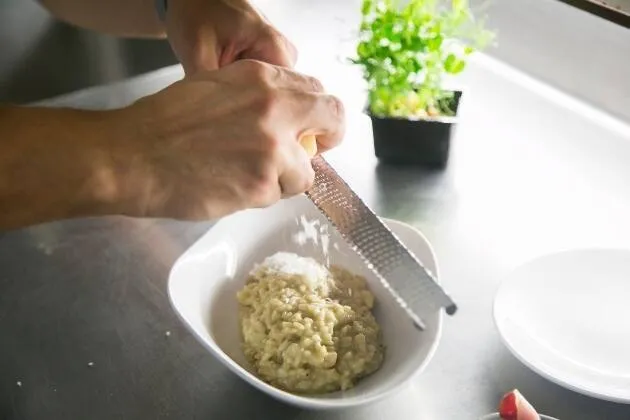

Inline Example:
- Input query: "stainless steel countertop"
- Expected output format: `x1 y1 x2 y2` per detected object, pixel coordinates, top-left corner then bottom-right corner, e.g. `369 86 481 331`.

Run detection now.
2 2 630 419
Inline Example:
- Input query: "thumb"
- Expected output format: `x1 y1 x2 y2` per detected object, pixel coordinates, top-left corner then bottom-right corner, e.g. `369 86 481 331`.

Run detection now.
183 44 220 74
171 29 220 74
239 31 298 68
499 389 540 420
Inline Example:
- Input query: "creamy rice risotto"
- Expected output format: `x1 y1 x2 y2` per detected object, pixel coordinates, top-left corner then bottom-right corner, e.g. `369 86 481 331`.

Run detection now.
236 252 384 394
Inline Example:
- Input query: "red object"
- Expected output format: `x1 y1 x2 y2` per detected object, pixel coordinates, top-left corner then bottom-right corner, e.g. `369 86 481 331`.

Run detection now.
499 391 518 420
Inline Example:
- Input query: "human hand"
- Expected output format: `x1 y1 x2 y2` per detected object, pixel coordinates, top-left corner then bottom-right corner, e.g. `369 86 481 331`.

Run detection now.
109 60 343 220
498 389 540 420
164 0 297 73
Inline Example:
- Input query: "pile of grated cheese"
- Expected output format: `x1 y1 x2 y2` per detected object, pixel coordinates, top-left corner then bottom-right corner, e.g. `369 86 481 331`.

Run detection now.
250 252 334 295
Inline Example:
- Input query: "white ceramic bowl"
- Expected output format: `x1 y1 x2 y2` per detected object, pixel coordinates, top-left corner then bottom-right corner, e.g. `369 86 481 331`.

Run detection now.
168 194 443 409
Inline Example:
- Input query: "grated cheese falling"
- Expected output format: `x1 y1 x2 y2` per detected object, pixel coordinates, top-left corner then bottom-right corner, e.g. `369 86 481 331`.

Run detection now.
292 215 335 267
252 252 333 295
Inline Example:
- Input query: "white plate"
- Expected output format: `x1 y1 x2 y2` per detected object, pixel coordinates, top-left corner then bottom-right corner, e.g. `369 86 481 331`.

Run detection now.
168 194 443 409
480 414 558 420
494 248 630 403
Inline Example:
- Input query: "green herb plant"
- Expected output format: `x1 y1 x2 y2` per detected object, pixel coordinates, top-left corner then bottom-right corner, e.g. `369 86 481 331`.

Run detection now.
353 0 493 118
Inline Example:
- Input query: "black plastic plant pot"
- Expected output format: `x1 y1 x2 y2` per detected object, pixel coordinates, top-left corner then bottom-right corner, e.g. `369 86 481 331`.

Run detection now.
369 91 462 168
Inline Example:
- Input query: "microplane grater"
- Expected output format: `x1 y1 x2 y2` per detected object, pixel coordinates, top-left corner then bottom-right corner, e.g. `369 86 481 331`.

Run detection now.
305 156 457 330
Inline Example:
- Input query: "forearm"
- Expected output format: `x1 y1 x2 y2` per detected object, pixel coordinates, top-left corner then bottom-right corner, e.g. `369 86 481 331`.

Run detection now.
38 0 165 38
0 106 133 231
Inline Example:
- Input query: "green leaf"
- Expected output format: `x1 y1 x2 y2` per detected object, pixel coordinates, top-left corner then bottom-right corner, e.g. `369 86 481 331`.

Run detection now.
426 35 443 52
352 0 494 118
443 54 457 73
361 0 373 16
357 42 370 59
451 60 466 74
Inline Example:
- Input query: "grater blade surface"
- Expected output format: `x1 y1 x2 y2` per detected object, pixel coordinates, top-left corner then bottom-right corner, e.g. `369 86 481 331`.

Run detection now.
305 156 457 330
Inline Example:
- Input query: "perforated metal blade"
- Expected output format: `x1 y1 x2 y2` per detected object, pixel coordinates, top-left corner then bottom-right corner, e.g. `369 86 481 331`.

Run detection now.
305 156 457 330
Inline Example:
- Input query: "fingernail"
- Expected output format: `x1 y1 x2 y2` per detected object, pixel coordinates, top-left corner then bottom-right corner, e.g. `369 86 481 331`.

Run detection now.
499 389 518 420
500 389 540 420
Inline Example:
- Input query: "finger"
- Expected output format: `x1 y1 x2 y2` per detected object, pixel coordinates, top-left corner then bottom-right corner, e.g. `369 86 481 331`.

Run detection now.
514 390 539 420
183 54 219 74
240 30 298 68
173 30 221 74
290 92 346 153
274 67 324 93
278 140 315 198
215 59 323 94
499 390 540 420
285 40 299 67
255 61 324 93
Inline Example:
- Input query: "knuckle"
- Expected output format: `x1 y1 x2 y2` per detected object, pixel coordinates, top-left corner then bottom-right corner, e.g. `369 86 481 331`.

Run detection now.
246 169 279 207
240 59 275 84
256 133 282 161
326 94 345 120
253 90 274 117
307 76 324 92
253 152 277 180
264 135 282 154
253 88 284 121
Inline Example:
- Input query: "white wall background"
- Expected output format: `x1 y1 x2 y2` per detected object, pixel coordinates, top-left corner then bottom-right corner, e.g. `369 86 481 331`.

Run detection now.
472 0 630 123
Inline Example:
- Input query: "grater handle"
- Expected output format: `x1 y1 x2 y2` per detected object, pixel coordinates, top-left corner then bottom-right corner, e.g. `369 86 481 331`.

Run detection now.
299 135 318 158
